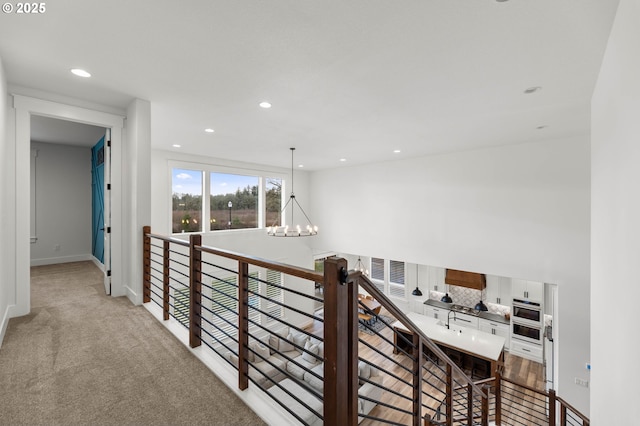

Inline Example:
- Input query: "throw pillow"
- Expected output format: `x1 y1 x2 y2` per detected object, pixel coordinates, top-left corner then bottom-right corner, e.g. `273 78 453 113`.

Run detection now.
291 331 308 349
358 360 371 381
252 342 270 362
279 333 295 352
302 340 319 364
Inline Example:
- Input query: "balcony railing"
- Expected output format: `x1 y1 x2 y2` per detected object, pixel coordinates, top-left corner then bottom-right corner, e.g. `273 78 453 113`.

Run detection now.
142 226 589 426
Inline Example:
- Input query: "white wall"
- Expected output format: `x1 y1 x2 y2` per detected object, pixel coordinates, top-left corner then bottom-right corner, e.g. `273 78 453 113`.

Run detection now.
150 149 317 328
30 142 92 265
123 99 151 303
0 55 13 345
309 137 592 413
591 0 639 423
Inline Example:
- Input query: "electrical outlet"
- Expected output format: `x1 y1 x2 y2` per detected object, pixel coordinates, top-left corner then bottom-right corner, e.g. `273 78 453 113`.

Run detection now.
575 378 589 388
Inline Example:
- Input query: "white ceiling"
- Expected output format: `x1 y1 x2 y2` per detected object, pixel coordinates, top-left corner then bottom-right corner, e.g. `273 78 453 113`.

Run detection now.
0 0 619 170
31 115 106 147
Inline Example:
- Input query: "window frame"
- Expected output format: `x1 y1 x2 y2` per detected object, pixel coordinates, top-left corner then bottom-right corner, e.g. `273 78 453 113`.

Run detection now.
169 160 286 235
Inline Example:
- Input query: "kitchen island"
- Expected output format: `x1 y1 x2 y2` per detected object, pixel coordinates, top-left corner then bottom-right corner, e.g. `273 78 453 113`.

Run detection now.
392 311 505 378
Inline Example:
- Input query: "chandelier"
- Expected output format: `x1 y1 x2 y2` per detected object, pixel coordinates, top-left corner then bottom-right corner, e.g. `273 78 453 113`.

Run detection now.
354 257 369 276
267 148 318 237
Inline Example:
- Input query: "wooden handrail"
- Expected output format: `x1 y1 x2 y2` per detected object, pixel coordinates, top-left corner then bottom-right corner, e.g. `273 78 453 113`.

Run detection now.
142 227 591 426
556 395 590 425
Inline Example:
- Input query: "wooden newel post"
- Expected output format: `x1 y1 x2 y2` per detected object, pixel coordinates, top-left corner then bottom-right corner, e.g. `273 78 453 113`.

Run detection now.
495 369 502 426
238 261 249 390
548 389 557 426
163 240 170 320
481 385 489 426
142 226 151 303
189 233 202 348
323 257 358 426
412 332 424 426
446 364 453 425
423 414 434 426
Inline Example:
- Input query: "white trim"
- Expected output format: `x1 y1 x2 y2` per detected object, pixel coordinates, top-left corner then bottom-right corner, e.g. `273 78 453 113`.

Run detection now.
0 304 12 348
11 94 125 317
30 254 93 267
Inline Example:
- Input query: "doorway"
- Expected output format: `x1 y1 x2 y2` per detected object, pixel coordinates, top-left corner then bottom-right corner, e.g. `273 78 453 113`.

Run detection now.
13 94 125 318
30 115 110 292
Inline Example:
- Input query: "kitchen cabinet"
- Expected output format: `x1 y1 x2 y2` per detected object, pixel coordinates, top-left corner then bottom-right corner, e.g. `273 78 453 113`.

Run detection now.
510 339 543 363
409 298 428 314
424 306 447 321
426 265 447 293
451 312 479 329
479 318 510 350
511 279 543 302
485 276 512 305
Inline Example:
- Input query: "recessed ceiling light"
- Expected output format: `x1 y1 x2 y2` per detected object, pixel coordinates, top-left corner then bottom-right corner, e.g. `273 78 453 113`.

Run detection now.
71 68 91 78
393 150 401 154
298 164 304 168
339 158 347 162
259 101 272 109
524 86 542 94
204 128 215 133
496 0 509 2
173 144 181 148
536 125 548 130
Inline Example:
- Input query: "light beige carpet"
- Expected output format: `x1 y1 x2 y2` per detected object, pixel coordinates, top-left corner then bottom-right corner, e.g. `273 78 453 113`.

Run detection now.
0 261 266 426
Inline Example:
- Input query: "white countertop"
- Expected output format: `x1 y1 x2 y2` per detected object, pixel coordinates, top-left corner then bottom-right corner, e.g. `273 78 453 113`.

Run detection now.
392 311 505 362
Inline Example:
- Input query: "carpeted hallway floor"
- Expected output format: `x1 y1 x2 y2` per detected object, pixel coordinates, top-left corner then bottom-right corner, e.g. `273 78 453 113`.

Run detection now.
0 261 266 425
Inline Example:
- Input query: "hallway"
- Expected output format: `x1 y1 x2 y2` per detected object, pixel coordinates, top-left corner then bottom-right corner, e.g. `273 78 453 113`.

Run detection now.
0 262 264 425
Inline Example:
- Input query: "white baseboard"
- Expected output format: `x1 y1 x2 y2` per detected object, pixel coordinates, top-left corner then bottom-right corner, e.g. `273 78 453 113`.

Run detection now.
30 253 93 267
90 255 104 270
0 304 12 348
125 285 141 305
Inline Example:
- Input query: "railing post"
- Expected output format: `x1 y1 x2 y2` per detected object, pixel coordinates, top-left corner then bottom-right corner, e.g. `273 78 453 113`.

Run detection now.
424 414 434 426
189 233 202 348
481 384 489 426
237 261 249 390
143 226 151 303
495 369 502 426
467 383 473 426
412 332 423 426
163 241 170 320
446 363 453 426
323 257 358 426
548 389 557 426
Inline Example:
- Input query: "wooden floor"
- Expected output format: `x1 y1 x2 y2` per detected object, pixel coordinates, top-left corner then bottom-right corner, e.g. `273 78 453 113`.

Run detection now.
307 309 546 425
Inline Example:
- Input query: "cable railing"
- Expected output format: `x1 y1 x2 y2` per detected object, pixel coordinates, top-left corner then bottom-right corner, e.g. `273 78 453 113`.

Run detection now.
142 226 589 426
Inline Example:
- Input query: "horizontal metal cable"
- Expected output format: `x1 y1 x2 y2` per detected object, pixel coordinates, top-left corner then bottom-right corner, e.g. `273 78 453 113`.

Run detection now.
499 394 548 423
200 259 237 276
168 247 189 258
168 265 189 278
358 337 414 376
247 273 324 303
501 387 548 412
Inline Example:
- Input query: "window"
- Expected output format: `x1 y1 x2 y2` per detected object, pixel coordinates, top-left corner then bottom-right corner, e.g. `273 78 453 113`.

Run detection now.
173 285 190 328
209 271 283 343
211 276 239 341
210 172 259 231
264 270 284 323
172 168 203 233
265 178 282 228
170 164 284 234
371 257 385 293
389 260 406 298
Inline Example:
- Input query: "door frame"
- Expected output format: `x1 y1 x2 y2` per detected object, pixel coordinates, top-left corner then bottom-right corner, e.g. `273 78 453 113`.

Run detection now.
12 95 125 316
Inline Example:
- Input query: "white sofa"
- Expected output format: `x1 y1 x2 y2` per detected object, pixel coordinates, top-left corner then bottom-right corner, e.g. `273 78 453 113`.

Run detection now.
227 329 383 423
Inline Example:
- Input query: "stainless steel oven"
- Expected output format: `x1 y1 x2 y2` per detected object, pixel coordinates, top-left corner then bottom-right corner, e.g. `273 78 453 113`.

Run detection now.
512 298 543 345
512 298 542 326
512 321 543 345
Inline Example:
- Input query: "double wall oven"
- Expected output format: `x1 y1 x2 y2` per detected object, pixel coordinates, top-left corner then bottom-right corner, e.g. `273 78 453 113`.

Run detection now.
511 298 543 345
